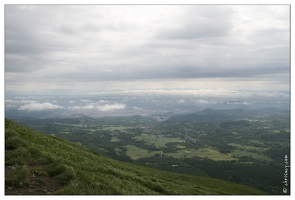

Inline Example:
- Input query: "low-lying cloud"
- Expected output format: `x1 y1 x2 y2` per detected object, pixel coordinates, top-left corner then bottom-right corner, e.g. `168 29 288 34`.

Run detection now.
70 103 126 112
18 102 64 111
223 101 251 105
97 103 126 111
196 99 217 104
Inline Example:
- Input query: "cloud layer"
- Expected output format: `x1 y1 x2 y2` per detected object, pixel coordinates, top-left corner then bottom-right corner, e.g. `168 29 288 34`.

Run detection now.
18 102 63 111
5 5 290 93
70 103 126 112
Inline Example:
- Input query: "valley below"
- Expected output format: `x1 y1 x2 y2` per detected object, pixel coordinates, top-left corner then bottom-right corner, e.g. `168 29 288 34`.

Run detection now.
9 108 290 194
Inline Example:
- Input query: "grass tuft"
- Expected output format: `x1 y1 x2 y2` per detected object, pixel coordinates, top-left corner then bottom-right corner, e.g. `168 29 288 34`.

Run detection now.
6 165 30 187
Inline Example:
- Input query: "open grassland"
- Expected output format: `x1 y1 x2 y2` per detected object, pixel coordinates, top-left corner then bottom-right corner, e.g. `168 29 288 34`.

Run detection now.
110 137 121 142
100 125 132 132
5 119 266 195
125 145 161 160
55 123 85 127
249 140 264 145
160 135 184 144
133 133 164 148
229 143 272 161
133 133 184 148
166 147 236 161
114 148 123 155
229 143 270 152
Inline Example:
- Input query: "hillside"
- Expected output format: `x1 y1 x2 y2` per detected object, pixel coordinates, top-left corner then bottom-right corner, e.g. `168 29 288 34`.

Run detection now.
5 119 266 195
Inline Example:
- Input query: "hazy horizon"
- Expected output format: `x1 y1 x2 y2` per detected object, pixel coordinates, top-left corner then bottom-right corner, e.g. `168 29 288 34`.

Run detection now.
5 88 290 119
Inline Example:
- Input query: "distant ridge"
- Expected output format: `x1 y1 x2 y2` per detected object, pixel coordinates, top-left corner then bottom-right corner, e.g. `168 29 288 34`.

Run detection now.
167 108 288 122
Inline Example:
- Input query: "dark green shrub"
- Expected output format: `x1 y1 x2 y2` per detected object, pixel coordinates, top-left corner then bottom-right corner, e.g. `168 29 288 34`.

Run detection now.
46 163 66 177
5 133 20 150
28 146 42 157
5 165 30 187
5 129 18 139
56 168 76 185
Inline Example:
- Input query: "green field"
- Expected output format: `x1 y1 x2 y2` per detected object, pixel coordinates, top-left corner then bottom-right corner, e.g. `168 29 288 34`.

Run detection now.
133 133 184 148
229 143 269 152
125 145 161 160
249 140 264 145
111 137 120 142
229 143 272 161
100 125 133 132
115 148 123 155
166 147 236 161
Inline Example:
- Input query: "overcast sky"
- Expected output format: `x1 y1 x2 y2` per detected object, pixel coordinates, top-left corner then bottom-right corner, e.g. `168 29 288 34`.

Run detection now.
5 5 290 94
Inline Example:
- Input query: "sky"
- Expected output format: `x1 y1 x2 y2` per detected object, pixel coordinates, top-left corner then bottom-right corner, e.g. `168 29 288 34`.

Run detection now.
4 4 290 94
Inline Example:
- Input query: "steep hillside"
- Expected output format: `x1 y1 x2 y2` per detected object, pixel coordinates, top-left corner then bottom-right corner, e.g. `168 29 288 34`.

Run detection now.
5 119 266 195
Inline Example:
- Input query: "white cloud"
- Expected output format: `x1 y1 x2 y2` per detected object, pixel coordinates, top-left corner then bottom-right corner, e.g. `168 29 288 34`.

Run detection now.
98 100 109 103
6 99 38 108
69 103 126 111
69 104 95 109
18 102 63 111
97 103 126 111
224 101 251 105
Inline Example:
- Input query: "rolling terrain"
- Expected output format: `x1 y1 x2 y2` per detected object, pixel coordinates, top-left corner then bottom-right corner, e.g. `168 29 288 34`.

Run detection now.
9 108 290 194
5 119 266 195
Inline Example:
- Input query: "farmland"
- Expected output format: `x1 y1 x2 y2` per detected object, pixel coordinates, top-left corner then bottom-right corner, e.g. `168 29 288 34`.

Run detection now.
12 108 290 194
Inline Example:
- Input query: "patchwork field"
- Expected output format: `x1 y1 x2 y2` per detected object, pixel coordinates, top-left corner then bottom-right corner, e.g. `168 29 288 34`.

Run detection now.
166 147 236 161
125 145 161 160
101 125 133 132
229 143 269 152
11 108 290 194
133 133 184 148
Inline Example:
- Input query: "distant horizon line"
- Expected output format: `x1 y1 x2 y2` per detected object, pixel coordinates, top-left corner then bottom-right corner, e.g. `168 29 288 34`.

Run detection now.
5 88 290 96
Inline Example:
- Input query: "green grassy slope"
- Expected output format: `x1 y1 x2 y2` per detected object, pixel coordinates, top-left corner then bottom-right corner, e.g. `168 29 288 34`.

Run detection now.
5 119 266 195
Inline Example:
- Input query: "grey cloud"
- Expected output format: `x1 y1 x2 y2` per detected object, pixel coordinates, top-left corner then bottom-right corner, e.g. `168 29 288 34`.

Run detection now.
158 19 230 40
157 6 233 40
4 5 290 93
39 57 288 83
